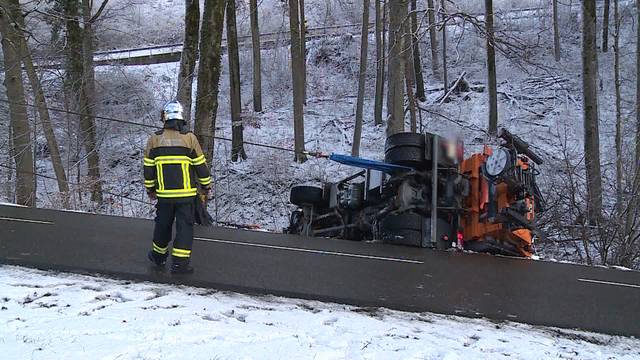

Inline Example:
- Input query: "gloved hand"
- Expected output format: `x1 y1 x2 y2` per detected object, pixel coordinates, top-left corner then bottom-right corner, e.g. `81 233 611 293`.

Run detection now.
199 186 212 201
147 191 157 200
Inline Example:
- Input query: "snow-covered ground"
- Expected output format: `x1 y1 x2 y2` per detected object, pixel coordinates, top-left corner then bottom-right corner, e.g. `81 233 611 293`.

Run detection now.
1 265 638 359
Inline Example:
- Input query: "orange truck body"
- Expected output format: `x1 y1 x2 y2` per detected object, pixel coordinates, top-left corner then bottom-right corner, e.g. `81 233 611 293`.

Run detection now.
459 146 535 257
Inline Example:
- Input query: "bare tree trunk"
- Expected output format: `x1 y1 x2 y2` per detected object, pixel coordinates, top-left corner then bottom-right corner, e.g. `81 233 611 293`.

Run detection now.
403 16 417 132
64 0 83 95
10 3 69 202
426 0 440 78
613 0 622 214
227 0 246 162
177 0 200 120
634 0 640 192
64 0 102 203
32 109 37 199
553 0 561 61
386 0 407 137
619 0 640 269
410 0 425 101
386 0 393 120
299 0 307 103
5 125 14 202
25 48 69 201
582 0 603 223
382 0 387 117
249 0 262 112
0 0 35 206
440 0 448 92
627 0 640 231
352 0 370 157
374 0 385 126
485 0 498 136
405 62 417 133
80 0 103 203
404 20 416 100
602 0 610 52
193 0 226 166
289 0 307 162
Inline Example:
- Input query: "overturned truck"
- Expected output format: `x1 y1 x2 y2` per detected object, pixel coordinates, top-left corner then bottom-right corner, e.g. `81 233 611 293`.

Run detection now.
286 128 545 257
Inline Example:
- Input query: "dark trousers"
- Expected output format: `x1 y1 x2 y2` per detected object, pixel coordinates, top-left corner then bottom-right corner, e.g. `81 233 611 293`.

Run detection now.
152 200 195 264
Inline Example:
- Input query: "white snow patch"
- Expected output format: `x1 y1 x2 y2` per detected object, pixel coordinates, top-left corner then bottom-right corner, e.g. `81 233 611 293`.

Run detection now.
0 202 26 207
1 265 638 359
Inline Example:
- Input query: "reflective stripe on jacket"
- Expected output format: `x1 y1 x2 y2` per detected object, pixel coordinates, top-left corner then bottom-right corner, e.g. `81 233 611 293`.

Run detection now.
143 129 211 200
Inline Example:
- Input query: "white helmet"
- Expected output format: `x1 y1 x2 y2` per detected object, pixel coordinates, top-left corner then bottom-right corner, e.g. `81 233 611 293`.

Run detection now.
162 100 184 121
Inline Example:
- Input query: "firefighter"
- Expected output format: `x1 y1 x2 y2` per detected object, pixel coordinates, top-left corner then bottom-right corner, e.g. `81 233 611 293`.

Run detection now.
143 100 211 274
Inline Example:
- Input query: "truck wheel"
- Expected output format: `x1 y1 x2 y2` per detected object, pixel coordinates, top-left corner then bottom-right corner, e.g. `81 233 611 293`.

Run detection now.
380 212 423 230
380 212 427 247
384 133 426 168
290 185 326 207
381 228 423 246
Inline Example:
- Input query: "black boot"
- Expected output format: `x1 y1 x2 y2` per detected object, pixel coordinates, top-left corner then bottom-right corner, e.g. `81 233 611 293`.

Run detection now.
170 261 194 274
147 251 167 267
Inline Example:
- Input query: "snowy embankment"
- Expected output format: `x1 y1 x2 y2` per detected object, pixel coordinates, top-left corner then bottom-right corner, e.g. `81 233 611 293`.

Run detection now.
1 266 638 359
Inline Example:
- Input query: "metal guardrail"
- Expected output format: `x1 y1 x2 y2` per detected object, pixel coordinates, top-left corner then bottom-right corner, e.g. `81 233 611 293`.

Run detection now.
93 22 369 57
34 22 372 68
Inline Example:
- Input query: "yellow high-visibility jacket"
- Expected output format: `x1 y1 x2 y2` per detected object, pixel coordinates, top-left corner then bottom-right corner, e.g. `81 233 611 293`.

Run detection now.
143 128 211 201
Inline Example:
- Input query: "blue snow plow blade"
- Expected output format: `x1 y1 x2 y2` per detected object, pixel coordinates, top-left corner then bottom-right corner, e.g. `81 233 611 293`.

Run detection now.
328 153 414 173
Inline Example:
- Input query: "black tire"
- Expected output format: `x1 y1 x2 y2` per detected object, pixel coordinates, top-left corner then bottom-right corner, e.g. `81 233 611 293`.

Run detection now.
290 185 326 207
380 228 423 247
380 212 425 247
380 212 424 231
385 132 426 150
384 133 426 168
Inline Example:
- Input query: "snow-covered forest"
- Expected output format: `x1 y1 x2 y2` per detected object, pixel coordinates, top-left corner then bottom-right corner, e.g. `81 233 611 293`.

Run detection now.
1 0 640 269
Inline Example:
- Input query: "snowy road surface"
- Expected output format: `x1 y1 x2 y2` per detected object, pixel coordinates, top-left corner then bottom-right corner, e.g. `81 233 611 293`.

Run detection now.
1 266 638 360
